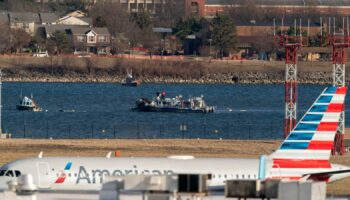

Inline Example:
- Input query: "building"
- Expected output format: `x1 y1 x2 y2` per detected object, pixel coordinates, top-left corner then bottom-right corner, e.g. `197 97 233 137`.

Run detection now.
57 16 92 26
205 0 350 18
70 27 111 54
119 0 204 17
43 25 111 54
39 13 59 25
234 19 321 59
9 12 40 36
0 11 8 27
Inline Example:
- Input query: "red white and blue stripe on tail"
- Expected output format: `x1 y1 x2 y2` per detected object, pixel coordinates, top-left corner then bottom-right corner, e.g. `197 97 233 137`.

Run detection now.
267 86 347 180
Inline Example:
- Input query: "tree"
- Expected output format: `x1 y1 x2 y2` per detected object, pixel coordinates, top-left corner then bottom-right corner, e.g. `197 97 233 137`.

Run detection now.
48 0 87 14
173 17 202 41
46 30 72 55
0 23 10 52
309 28 328 47
9 29 31 53
90 1 149 54
3 0 38 12
211 14 237 58
131 10 152 30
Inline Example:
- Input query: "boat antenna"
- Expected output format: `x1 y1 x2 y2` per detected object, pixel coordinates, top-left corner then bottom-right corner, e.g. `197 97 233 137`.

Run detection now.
31 93 33 99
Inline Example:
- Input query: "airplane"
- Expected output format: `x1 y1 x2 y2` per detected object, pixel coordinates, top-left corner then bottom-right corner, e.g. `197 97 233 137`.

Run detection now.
0 86 349 191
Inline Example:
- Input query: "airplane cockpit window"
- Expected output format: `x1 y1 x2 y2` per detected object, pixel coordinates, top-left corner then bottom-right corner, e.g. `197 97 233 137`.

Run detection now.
14 170 21 177
0 170 6 176
5 170 13 177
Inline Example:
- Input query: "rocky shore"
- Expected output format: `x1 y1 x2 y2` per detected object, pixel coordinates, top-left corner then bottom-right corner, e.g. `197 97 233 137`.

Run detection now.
2 71 348 85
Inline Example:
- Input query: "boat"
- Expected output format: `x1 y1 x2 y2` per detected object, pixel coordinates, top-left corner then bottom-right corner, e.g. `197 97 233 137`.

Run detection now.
132 93 215 113
17 96 42 112
121 70 141 87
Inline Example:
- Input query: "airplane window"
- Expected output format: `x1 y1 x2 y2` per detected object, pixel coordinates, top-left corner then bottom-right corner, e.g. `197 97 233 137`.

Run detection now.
14 171 21 177
212 175 215 178
248 175 250 179
52 168 55 171
242 174 245 179
224 175 227 178
5 170 14 177
236 175 239 179
254 175 256 179
68 173 71 177
218 175 221 178
74 173 77 177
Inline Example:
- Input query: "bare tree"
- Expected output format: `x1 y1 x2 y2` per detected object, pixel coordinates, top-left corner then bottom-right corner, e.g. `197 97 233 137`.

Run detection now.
90 1 133 36
9 29 31 53
0 23 10 52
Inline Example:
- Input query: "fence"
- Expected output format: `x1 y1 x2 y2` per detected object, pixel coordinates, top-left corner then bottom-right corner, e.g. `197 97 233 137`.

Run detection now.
6 120 284 140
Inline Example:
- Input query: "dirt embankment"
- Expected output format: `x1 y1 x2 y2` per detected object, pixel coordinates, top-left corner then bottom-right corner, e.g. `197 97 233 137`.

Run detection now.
0 56 348 84
0 138 349 195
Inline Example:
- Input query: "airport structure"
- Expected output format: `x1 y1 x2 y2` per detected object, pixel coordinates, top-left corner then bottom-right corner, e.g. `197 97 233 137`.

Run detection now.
328 18 348 155
274 19 304 138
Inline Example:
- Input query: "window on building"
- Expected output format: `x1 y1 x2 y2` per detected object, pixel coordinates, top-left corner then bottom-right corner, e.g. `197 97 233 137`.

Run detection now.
88 36 95 42
98 36 107 43
77 36 85 42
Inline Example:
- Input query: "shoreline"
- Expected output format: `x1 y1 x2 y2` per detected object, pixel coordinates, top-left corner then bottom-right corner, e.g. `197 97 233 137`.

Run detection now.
1 72 346 84
0 56 348 84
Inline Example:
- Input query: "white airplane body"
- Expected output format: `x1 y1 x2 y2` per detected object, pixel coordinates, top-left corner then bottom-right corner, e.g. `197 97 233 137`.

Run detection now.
0 86 349 191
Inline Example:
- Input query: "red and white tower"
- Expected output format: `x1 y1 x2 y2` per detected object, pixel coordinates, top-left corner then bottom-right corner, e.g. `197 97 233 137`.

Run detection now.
329 25 348 155
275 19 304 138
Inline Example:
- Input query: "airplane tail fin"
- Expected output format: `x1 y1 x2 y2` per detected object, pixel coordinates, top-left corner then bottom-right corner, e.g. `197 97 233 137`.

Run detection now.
267 86 347 180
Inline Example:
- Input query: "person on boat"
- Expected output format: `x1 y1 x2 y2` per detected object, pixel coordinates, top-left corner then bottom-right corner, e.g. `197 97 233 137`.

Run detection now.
156 92 161 102
161 89 166 100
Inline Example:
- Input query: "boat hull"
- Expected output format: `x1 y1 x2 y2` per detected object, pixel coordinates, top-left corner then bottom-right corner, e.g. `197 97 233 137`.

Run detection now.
17 105 35 111
132 106 214 113
121 80 141 87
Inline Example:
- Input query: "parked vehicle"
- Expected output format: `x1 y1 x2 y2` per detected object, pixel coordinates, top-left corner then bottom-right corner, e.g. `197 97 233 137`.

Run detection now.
33 51 49 57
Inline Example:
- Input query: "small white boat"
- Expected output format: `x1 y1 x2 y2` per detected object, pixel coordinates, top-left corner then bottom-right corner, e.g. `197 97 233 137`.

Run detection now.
17 96 42 112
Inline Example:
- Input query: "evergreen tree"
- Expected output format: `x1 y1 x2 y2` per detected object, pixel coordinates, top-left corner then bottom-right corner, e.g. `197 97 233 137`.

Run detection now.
211 14 237 58
173 17 202 41
47 30 72 54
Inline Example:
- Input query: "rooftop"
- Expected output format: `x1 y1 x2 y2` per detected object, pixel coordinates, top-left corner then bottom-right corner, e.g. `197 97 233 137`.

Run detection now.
39 13 58 24
9 12 40 23
71 27 110 35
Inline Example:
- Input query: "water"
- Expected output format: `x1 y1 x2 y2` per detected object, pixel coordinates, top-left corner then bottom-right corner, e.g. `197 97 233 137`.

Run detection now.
2 83 349 140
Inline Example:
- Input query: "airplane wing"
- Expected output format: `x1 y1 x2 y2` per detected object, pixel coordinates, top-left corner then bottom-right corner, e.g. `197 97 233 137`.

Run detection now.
302 169 350 181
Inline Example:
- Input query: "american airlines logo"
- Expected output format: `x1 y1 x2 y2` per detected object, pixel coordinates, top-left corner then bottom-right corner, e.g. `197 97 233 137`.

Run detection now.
55 162 72 184
76 165 174 184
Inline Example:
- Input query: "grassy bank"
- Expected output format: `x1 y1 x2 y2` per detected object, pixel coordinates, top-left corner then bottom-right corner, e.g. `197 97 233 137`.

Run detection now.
0 138 349 195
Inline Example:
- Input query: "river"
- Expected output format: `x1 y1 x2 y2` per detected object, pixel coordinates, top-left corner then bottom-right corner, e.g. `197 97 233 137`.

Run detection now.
2 83 349 139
